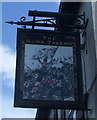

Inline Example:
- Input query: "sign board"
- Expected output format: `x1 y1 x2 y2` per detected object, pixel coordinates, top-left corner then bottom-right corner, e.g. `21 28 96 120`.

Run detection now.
14 28 84 109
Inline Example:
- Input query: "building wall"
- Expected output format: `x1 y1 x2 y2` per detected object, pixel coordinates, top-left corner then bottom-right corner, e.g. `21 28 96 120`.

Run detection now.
92 2 97 120
78 2 97 119
92 2 97 62
46 2 97 120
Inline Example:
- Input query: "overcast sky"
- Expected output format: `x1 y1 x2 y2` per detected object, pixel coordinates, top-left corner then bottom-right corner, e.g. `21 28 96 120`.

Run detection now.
1 2 60 118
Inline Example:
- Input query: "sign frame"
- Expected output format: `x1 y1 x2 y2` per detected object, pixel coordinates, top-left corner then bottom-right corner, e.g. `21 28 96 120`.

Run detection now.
14 28 84 109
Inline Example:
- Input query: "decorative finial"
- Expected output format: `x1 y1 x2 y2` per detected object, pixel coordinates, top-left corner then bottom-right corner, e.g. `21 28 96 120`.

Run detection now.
5 21 14 25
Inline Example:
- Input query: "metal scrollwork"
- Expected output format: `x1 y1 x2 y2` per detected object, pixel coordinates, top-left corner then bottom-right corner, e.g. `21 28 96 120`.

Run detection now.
6 11 88 32
20 16 26 22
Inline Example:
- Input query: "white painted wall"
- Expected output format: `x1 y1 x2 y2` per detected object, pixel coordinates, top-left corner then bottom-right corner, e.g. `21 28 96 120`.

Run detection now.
91 2 97 120
79 2 97 119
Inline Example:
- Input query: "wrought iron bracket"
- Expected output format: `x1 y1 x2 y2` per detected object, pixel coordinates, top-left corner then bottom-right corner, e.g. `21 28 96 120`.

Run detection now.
74 12 89 37
5 10 88 31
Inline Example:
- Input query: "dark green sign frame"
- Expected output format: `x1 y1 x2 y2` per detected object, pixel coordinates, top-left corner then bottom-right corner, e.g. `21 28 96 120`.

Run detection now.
14 28 84 109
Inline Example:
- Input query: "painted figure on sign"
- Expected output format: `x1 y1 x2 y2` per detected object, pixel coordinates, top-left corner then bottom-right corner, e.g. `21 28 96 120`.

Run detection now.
36 56 52 82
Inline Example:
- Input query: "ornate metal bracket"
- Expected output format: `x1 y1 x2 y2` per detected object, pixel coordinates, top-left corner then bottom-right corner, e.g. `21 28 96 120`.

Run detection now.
74 12 89 37
5 10 88 31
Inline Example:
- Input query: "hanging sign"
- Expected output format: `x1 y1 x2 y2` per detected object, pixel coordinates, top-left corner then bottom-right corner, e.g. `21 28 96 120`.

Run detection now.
14 28 84 109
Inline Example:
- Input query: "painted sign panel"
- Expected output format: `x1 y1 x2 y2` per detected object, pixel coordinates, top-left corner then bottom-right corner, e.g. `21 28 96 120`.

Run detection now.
14 29 84 109
24 44 74 101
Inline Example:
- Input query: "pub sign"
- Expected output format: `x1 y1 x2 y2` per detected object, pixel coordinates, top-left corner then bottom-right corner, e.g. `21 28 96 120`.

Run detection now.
14 28 84 109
